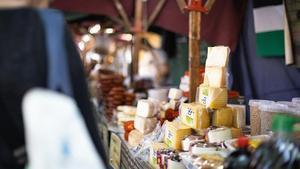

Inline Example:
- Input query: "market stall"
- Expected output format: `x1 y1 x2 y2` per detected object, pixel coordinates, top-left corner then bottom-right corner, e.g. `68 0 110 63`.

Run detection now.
50 0 300 169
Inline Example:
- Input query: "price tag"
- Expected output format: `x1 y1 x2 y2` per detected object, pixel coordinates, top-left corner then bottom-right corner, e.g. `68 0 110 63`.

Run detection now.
109 133 121 169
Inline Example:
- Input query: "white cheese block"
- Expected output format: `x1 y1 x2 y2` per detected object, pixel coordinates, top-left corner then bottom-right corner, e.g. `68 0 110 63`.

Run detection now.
117 112 135 123
128 130 143 147
168 88 183 100
191 146 218 155
206 46 230 67
116 106 137 115
136 99 156 118
208 128 232 143
134 116 158 134
204 67 227 88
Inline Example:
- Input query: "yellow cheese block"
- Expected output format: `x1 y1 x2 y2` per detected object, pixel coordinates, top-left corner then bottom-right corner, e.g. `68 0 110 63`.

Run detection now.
228 104 246 128
149 143 168 168
231 128 243 138
206 87 228 109
204 67 227 88
180 103 210 129
212 107 233 127
164 121 192 150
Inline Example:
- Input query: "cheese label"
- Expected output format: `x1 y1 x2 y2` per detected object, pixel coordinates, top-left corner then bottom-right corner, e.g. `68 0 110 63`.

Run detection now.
165 129 174 147
184 108 195 126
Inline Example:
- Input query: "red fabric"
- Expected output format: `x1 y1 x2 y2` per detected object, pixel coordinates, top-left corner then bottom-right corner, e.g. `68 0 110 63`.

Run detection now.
52 0 247 50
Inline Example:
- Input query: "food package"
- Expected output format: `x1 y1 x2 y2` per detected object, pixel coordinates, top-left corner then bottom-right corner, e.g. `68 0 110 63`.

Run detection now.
206 46 230 67
181 136 204 151
149 143 168 168
249 100 274 135
167 159 186 169
164 121 192 150
204 67 227 88
180 103 210 129
212 107 233 127
134 116 158 134
136 99 156 118
227 104 246 128
208 128 232 143
128 130 143 147
206 87 228 109
168 88 183 100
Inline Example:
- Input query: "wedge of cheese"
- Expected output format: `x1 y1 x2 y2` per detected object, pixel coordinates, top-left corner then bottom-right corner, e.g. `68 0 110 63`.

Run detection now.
228 104 246 128
212 107 233 127
206 46 230 67
180 103 210 129
136 99 156 118
206 87 228 109
208 128 232 143
134 116 157 134
128 130 143 147
164 121 192 150
204 67 227 88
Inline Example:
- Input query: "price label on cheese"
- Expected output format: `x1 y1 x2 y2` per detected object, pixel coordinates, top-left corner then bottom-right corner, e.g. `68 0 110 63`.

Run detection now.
184 108 195 126
109 133 121 169
165 129 174 147
200 87 208 105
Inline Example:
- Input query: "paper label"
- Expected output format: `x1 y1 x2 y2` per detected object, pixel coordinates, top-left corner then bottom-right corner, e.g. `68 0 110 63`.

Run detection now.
200 88 208 105
109 133 121 169
165 130 174 147
184 108 195 126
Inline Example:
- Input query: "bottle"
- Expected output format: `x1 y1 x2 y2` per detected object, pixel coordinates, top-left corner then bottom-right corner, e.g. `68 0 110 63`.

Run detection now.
249 114 300 169
223 136 252 169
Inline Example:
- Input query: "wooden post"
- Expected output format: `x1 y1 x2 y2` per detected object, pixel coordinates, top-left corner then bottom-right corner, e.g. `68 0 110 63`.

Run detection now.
188 11 201 102
131 0 143 82
186 0 208 102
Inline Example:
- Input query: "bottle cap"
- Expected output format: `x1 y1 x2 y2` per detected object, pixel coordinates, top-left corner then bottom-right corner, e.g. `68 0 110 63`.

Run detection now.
272 114 300 133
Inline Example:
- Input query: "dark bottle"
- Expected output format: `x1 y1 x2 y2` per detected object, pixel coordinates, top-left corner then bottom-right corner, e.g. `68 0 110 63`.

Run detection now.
223 136 252 169
249 114 300 169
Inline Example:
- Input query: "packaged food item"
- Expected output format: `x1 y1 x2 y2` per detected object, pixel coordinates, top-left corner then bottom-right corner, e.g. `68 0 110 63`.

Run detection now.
164 121 192 150
228 104 246 128
204 67 227 88
191 142 219 155
259 102 289 134
136 99 156 118
212 107 233 127
128 130 143 147
208 128 232 143
167 159 185 169
180 103 210 129
149 143 168 168
192 154 225 169
206 87 228 109
248 100 274 135
168 88 183 100
206 46 230 67
134 116 158 134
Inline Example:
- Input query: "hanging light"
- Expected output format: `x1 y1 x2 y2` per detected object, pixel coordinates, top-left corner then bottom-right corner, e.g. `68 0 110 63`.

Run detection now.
89 24 101 34
104 28 115 34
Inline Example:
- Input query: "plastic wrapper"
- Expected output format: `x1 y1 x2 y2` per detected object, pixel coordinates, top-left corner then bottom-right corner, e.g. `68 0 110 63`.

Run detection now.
130 122 167 161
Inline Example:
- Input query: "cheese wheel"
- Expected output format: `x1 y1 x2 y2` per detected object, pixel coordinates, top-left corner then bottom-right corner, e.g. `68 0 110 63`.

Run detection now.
134 116 158 134
128 130 143 147
212 107 234 127
208 128 232 143
136 99 156 118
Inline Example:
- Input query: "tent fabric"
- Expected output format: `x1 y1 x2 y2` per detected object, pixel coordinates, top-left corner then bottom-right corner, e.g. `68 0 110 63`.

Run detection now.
230 0 300 124
51 0 247 50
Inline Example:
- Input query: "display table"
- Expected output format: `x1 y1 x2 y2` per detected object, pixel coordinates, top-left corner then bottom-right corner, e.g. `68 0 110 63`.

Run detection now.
97 115 153 169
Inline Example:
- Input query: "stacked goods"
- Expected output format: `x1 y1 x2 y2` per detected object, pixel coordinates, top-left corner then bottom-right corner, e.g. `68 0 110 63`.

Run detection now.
129 100 159 147
98 70 135 117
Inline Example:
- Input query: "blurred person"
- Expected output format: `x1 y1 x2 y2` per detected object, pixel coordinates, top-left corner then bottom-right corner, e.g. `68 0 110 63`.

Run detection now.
0 0 107 169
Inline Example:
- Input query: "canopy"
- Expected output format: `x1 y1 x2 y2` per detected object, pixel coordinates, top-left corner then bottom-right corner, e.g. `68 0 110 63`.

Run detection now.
52 0 247 50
